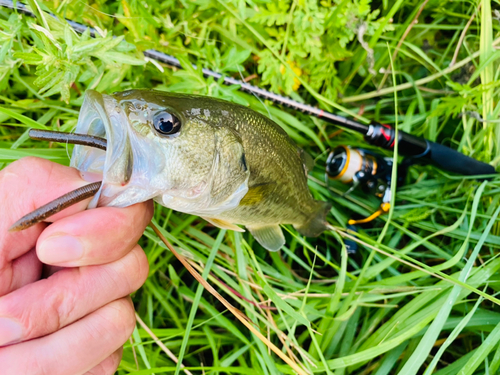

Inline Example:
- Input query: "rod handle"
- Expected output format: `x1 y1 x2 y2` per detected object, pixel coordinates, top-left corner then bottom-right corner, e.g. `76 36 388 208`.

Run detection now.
425 140 496 177
365 122 496 177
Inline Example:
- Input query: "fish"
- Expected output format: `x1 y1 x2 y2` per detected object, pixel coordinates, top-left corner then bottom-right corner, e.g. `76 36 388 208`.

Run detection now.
68 89 331 251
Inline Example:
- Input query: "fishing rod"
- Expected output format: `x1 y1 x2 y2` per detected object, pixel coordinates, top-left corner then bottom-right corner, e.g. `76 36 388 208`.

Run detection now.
1 0 496 177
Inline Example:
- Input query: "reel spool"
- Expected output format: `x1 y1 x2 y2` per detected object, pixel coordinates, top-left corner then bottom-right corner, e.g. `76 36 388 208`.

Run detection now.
326 146 395 225
326 146 384 184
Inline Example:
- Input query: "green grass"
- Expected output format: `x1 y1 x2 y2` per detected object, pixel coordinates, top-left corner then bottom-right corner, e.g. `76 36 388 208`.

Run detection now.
2 0 500 374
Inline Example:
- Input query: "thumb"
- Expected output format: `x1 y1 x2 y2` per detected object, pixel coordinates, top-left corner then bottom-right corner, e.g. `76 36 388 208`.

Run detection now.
0 157 92 265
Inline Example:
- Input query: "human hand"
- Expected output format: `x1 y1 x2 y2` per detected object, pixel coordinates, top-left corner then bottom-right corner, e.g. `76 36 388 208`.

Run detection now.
0 157 154 375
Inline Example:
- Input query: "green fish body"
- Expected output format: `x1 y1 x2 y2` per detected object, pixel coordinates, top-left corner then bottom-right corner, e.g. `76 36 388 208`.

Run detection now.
71 89 330 251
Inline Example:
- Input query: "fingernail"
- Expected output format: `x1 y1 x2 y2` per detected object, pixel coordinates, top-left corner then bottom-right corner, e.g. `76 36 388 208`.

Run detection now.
0 317 22 346
38 235 84 264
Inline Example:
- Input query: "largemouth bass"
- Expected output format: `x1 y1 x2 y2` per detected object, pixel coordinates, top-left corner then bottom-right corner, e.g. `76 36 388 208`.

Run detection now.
71 89 331 251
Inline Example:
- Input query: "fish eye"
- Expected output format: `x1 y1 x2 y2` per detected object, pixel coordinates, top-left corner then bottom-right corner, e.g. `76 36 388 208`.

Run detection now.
153 112 181 136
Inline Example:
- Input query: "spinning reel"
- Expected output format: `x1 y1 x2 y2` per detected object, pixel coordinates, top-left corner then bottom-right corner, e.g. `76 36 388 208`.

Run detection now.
325 146 409 225
325 145 409 254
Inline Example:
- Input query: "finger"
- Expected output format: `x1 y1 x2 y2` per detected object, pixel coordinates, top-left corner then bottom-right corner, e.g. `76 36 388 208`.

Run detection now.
36 200 154 266
0 157 91 263
8 249 43 292
0 298 136 375
0 248 43 297
84 347 123 375
0 245 148 345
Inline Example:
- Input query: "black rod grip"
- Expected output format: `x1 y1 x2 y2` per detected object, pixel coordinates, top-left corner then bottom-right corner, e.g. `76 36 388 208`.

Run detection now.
425 141 496 176
365 122 496 176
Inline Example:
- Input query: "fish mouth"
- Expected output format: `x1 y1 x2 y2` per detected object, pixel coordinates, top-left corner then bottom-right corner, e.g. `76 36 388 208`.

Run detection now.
71 90 163 208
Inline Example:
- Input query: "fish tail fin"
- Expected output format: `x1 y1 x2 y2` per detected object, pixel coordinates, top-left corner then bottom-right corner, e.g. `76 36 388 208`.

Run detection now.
294 200 331 237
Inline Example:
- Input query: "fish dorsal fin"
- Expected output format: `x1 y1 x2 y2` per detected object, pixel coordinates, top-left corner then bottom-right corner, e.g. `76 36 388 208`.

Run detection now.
299 149 315 173
293 200 331 237
247 224 285 252
202 217 245 232
239 182 276 206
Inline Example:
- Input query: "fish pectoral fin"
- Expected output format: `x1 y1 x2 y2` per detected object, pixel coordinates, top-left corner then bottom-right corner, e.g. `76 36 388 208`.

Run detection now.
299 148 315 173
202 217 245 232
239 182 276 206
247 224 285 252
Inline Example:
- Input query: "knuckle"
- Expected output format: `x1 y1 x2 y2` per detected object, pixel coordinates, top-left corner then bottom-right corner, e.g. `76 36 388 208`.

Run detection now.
100 257 132 295
123 305 137 337
8 267 87 342
129 246 149 290
22 291 59 338
85 351 122 375
114 298 136 337
28 276 78 336
52 288 77 330
95 299 135 344
105 245 148 295
124 201 153 238
121 210 143 242
119 245 149 295
0 277 74 341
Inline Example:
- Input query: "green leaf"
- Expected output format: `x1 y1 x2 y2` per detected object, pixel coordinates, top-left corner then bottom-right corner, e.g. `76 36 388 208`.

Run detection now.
101 51 146 65
0 107 46 129
13 52 43 64
262 284 311 328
